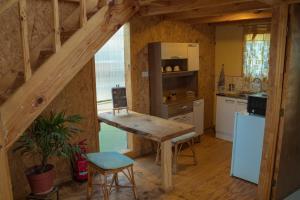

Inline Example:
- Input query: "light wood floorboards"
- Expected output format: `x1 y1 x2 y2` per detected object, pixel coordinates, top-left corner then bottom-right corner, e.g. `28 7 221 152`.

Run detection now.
60 134 257 200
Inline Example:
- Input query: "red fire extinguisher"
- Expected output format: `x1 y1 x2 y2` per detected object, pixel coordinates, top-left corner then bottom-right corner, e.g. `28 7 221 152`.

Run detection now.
73 139 88 182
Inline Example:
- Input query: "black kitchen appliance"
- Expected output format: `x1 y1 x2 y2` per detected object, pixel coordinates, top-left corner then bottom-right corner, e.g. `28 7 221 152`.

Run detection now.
247 93 268 116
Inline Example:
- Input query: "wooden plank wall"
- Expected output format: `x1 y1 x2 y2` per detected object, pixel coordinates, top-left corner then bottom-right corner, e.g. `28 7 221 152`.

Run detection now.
7 59 99 199
129 16 215 129
271 3 300 199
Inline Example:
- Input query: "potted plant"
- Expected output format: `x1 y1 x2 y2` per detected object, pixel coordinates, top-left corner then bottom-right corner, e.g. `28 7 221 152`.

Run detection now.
14 112 82 195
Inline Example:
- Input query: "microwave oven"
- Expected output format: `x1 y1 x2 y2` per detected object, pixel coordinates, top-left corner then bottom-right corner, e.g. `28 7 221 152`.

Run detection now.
247 93 268 116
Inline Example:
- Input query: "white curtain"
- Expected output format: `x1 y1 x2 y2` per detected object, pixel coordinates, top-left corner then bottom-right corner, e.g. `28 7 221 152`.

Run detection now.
243 33 270 79
94 25 125 102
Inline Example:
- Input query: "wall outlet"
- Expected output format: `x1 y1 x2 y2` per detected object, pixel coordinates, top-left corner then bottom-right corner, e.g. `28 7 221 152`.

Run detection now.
142 71 149 77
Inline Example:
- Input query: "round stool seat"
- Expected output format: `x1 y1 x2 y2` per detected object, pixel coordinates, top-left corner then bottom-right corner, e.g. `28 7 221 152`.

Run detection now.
87 152 134 170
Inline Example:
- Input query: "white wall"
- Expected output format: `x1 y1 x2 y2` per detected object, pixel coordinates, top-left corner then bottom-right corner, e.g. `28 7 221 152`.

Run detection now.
214 25 244 126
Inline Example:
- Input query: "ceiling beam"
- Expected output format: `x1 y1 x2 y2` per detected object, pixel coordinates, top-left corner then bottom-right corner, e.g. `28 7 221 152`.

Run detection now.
257 0 300 4
139 0 255 16
164 1 270 20
184 10 272 24
257 0 276 4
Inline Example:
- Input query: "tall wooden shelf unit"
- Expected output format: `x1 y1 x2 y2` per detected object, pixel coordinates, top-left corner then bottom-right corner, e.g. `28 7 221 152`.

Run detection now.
148 42 199 119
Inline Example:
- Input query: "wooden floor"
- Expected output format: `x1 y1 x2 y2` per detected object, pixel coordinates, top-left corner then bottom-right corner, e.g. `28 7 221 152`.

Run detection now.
60 134 257 200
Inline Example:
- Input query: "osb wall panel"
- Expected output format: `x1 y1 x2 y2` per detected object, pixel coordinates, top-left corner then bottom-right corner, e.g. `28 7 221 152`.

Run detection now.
0 0 77 105
8 59 99 199
129 16 215 129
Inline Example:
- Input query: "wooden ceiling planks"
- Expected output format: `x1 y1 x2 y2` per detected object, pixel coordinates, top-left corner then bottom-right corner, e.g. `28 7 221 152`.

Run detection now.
183 10 272 24
163 1 270 20
139 0 255 16
137 0 273 24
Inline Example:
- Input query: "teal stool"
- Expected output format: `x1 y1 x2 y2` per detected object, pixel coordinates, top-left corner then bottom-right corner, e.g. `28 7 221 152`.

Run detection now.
86 152 137 200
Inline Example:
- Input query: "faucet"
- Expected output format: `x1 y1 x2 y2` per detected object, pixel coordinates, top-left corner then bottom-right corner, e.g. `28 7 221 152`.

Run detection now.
252 77 263 92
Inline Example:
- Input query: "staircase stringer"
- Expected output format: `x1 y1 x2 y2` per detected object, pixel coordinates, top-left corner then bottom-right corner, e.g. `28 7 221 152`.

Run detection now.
0 0 139 150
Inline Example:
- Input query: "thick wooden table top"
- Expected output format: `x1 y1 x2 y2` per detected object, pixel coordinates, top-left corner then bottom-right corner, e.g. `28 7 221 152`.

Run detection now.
98 111 195 142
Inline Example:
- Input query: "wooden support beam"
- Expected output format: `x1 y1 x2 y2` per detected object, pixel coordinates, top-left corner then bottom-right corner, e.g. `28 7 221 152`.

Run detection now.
271 4 300 199
184 10 272 24
19 0 32 81
0 114 13 200
258 4 288 200
161 140 173 191
139 0 254 16
52 0 61 52
164 2 270 20
79 0 87 27
0 0 139 149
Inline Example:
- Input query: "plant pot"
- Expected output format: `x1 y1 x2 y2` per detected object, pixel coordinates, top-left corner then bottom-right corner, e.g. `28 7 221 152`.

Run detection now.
26 164 55 195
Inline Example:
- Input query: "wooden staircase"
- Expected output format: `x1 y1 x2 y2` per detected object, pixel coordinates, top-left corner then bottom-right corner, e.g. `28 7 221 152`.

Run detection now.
0 0 139 199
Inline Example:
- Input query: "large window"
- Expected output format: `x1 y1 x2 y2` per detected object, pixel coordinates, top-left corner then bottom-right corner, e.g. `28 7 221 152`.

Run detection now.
95 25 125 103
95 25 128 153
243 33 270 79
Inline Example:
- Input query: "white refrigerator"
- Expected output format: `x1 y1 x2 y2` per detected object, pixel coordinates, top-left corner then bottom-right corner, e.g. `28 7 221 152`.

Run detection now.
231 112 265 184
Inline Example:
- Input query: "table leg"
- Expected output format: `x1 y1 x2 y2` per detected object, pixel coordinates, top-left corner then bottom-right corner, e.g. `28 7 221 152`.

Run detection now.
161 139 173 192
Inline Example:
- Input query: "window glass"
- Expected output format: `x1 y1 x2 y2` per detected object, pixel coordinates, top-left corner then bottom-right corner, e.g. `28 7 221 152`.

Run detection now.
243 33 270 79
95 25 125 102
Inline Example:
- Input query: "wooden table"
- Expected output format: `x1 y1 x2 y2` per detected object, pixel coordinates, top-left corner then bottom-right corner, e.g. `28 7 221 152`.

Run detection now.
98 111 195 191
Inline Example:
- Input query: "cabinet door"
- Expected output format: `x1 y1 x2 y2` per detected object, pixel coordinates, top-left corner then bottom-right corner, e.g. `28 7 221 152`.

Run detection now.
235 99 248 112
216 97 236 136
161 43 188 59
187 43 199 71
193 99 204 135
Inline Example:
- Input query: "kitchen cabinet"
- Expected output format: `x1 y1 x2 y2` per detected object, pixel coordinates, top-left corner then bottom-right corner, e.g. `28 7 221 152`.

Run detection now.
168 99 204 136
161 43 188 59
193 99 204 135
235 99 248 112
148 42 199 118
216 96 248 142
187 43 199 71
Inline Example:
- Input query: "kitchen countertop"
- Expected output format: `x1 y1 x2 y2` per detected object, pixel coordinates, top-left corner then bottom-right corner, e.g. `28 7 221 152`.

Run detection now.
216 93 248 100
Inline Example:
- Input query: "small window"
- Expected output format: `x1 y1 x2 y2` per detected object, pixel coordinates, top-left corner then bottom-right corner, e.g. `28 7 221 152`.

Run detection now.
243 33 270 79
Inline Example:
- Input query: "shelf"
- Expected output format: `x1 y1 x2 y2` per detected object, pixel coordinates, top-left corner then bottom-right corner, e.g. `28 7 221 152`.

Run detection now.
162 71 196 78
163 96 200 106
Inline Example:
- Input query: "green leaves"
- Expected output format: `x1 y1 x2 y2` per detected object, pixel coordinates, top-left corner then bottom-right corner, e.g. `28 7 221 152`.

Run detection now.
14 111 83 173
